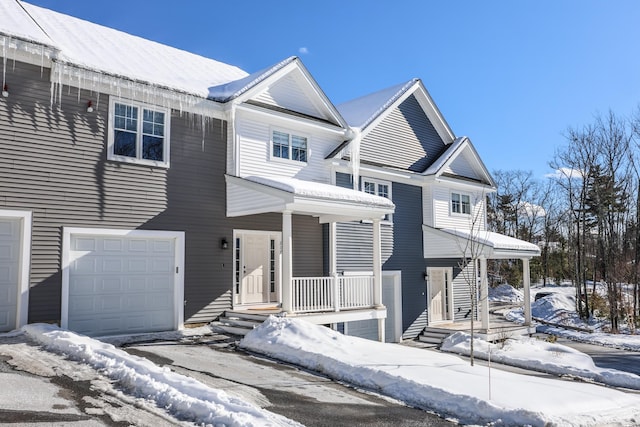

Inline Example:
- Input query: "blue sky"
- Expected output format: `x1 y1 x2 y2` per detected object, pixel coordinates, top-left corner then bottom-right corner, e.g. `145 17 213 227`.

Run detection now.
26 1 640 179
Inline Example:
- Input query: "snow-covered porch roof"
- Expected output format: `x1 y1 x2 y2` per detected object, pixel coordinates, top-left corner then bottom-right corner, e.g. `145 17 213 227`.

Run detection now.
226 175 394 223
422 225 541 259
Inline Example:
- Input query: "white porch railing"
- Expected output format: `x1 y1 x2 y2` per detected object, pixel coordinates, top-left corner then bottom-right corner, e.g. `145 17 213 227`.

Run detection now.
292 275 375 313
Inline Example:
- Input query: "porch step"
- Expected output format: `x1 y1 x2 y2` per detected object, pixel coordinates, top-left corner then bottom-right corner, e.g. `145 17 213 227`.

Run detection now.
417 327 453 348
211 311 273 336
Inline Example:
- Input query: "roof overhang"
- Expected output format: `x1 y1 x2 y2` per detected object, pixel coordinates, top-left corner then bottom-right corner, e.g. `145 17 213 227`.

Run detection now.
226 175 394 224
422 225 541 259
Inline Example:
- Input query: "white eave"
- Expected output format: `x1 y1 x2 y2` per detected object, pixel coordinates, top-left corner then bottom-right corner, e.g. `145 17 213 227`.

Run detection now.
422 225 541 259
226 175 394 224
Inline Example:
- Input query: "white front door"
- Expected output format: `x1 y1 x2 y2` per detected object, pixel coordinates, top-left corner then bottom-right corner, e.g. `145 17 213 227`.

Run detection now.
428 267 452 323
235 231 280 306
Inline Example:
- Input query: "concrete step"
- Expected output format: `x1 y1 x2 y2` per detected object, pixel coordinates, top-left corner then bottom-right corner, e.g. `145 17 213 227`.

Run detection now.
418 335 445 344
213 323 252 336
224 310 274 322
219 317 261 329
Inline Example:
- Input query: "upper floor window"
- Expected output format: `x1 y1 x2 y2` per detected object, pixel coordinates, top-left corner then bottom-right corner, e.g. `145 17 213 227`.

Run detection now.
272 130 307 162
451 192 471 215
108 99 170 167
363 178 392 222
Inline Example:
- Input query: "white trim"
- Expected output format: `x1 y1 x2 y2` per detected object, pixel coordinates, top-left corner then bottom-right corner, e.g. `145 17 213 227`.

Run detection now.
61 227 185 332
107 98 172 168
383 270 403 343
0 210 32 330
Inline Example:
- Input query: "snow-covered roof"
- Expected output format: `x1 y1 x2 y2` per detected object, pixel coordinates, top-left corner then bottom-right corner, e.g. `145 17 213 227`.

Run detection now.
337 79 418 130
1 1 248 98
442 228 541 256
423 136 468 175
0 1 53 46
423 136 496 187
245 175 395 209
208 56 297 102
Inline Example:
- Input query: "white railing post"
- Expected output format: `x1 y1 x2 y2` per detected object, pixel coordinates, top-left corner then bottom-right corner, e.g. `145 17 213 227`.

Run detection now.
480 257 489 331
373 218 383 308
333 273 341 312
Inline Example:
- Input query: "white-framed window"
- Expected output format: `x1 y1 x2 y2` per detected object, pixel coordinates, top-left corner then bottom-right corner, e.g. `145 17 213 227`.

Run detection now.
108 99 170 167
362 178 392 222
451 192 471 215
271 129 308 163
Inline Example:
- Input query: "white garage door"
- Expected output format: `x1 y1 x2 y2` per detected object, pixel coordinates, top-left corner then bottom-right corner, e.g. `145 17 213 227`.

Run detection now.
64 229 184 336
0 218 21 332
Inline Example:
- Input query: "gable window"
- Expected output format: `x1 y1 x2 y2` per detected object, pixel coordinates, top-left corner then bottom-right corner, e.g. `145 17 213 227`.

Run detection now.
108 99 170 167
272 130 307 162
451 192 471 215
363 178 392 222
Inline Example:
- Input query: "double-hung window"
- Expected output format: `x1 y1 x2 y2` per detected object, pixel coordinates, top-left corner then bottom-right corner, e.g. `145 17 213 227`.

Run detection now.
363 178 392 222
108 99 170 167
272 130 307 162
451 192 471 215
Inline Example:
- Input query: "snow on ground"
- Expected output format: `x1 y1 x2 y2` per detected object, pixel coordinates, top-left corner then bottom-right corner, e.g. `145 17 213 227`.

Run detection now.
22 324 300 427
441 332 640 390
240 316 640 426
505 284 640 351
488 283 523 303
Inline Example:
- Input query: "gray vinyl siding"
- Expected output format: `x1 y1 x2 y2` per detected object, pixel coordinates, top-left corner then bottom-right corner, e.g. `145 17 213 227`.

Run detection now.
0 59 324 324
334 173 392 272
360 95 446 172
382 181 429 339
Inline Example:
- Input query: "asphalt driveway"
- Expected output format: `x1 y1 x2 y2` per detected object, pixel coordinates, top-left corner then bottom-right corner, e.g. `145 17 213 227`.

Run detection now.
0 331 452 426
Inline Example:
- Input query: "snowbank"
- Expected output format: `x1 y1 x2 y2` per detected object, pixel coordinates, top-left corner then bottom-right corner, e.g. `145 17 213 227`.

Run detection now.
240 316 640 426
442 332 640 390
488 283 523 303
22 324 299 427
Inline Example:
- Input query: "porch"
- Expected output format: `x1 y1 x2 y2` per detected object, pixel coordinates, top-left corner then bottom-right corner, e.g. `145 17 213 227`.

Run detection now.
225 174 394 340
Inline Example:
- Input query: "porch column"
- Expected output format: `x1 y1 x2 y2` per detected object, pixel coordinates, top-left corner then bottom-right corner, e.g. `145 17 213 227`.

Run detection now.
373 218 383 308
282 211 293 313
523 258 532 326
329 221 337 275
373 218 385 342
479 257 490 331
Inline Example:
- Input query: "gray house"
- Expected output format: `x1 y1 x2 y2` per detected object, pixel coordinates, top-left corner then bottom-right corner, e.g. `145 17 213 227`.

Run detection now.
1 1 537 341
0 1 393 337
329 79 540 341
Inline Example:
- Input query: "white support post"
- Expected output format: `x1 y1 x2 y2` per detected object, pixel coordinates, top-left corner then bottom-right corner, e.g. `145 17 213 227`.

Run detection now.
480 257 489 331
523 258 532 326
330 221 340 311
378 318 386 343
373 218 382 308
282 211 293 313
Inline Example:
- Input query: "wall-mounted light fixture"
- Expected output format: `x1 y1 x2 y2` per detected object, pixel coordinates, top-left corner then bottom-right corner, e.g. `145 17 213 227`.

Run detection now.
86 100 93 113
220 238 229 250
2 84 8 98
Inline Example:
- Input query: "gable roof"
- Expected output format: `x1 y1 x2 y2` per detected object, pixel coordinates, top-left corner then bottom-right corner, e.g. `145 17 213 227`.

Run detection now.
212 56 347 128
337 78 455 143
424 137 496 187
1 1 248 98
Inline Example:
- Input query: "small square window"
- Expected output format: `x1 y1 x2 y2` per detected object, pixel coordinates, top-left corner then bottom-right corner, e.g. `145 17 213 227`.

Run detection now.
109 100 170 167
271 130 307 163
452 192 471 215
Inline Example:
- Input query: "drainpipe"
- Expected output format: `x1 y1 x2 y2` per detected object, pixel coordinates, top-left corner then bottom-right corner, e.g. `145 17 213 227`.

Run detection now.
350 127 362 190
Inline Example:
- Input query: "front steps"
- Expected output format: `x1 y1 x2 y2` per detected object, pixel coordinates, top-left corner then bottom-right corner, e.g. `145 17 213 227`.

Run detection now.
417 327 453 348
212 310 273 336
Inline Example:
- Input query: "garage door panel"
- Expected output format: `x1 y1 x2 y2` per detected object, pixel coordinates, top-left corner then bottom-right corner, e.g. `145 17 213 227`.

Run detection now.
67 232 180 336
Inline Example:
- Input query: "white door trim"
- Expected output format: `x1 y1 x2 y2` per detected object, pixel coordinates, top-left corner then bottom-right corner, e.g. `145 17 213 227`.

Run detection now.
383 270 402 343
232 229 282 308
61 227 185 331
427 267 454 324
0 210 32 330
